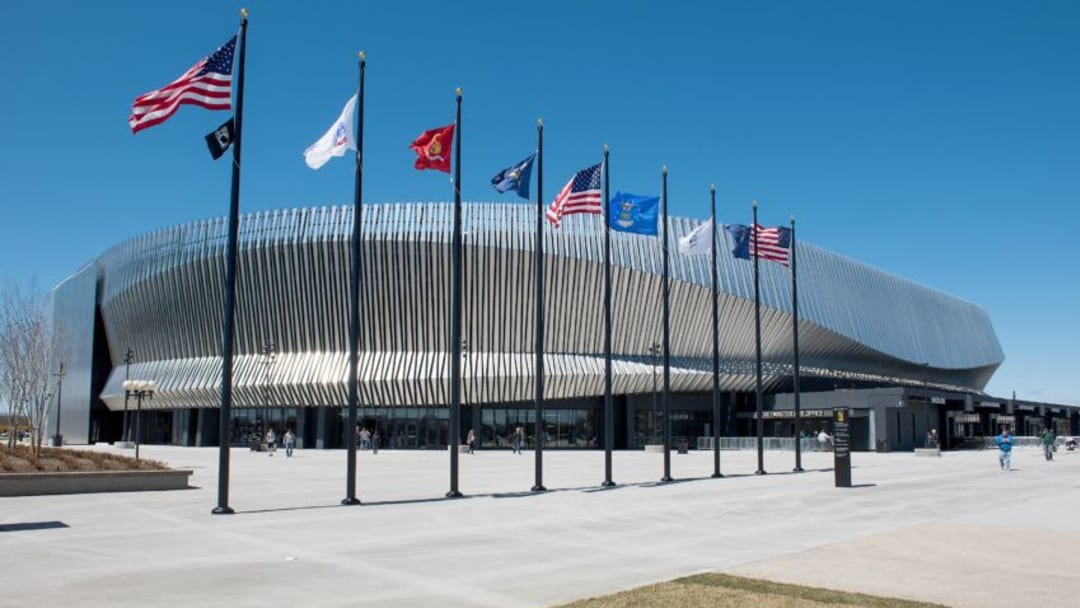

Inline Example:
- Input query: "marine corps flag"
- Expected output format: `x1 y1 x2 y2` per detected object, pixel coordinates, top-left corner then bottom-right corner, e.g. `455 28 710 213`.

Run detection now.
410 123 455 172
204 118 235 160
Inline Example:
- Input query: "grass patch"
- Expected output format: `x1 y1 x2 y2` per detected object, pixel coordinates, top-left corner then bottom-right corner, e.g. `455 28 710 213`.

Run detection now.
556 573 948 608
0 445 167 473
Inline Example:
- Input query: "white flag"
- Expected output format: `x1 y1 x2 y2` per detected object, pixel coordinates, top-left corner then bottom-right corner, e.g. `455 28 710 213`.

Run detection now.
678 218 713 256
303 94 358 169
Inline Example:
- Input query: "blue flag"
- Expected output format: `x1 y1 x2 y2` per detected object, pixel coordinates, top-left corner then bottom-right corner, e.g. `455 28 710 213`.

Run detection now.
728 224 751 260
491 153 536 199
608 191 660 236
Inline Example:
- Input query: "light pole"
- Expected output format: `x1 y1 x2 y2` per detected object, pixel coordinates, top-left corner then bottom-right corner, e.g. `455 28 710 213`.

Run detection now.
123 379 155 461
649 342 660 445
260 342 277 438
121 348 134 446
50 361 65 447
461 338 468 448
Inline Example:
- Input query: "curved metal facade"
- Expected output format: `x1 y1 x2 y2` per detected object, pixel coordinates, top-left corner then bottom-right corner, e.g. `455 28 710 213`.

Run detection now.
95 203 1003 410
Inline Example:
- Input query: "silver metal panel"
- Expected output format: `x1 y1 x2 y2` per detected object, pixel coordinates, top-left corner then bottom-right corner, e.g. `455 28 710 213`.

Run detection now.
90 203 1003 410
51 262 101 441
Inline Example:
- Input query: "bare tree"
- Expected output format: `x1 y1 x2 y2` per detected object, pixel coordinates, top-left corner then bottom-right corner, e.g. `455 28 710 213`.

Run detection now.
0 283 59 456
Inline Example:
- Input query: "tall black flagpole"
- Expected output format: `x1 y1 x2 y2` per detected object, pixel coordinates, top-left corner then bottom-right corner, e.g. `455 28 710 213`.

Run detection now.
661 165 673 483
602 145 615 487
342 52 366 506
447 88 464 498
753 200 766 475
532 119 547 493
212 8 249 516
711 184 723 478
791 214 804 472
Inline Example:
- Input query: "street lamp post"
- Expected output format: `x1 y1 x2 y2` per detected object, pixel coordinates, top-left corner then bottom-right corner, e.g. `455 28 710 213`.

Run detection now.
261 342 277 438
649 342 660 445
122 349 135 444
50 361 65 447
462 338 468 447
123 380 155 461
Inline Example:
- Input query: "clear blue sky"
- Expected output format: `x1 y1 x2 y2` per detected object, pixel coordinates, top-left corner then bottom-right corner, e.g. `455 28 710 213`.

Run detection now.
1 1 1077 403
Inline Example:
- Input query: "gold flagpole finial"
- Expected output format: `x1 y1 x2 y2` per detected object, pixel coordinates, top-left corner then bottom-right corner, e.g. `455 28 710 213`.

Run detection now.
240 8 249 19
359 51 366 61
604 143 609 153
752 199 759 209
537 118 543 128
455 87 463 97
662 164 668 174
710 183 716 192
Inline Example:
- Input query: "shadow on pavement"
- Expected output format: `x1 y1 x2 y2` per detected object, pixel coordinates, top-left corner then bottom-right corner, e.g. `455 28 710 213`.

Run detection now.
0 521 69 532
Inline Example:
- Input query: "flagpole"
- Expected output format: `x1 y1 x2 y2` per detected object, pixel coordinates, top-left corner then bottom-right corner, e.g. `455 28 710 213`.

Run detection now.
791 214 804 473
342 52 366 506
753 200 766 476
602 144 615 487
661 165 673 483
212 8 249 516
711 184 723 479
447 88 464 499
532 118 547 493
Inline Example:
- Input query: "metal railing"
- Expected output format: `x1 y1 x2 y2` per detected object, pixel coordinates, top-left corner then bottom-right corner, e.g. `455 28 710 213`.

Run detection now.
696 436 828 452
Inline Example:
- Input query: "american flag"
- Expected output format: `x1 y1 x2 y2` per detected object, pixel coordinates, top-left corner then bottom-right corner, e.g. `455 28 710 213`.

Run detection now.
546 163 603 228
129 36 236 134
750 224 792 266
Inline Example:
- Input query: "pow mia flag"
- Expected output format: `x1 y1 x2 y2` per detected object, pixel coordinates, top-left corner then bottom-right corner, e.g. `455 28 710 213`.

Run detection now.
204 118 235 160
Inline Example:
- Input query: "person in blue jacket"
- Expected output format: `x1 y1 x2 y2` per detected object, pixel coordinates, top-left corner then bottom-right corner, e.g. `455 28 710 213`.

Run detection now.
995 427 1014 471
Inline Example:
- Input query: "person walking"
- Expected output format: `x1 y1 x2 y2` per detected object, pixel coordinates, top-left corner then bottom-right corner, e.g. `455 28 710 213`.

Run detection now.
372 430 379 455
995 427 1014 471
283 429 296 458
817 429 831 452
265 428 277 457
466 429 476 455
512 425 523 455
1040 427 1056 462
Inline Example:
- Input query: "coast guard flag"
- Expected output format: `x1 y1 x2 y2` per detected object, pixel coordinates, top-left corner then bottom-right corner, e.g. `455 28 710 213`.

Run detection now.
608 192 659 236
491 153 536 199
678 218 714 255
304 94 358 169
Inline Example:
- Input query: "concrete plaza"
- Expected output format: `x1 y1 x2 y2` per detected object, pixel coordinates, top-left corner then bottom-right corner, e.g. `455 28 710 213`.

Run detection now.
2 444 1078 607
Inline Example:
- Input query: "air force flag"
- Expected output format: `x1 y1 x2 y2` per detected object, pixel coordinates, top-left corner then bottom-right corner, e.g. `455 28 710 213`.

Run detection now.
678 218 714 255
490 153 536 199
608 191 660 236
304 94 358 170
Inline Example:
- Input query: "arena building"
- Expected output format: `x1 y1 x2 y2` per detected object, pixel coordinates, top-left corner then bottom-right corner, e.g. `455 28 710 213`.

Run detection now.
53 202 1070 452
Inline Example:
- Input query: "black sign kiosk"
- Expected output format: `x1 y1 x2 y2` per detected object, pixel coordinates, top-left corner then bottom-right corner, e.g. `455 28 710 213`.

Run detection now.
833 407 852 487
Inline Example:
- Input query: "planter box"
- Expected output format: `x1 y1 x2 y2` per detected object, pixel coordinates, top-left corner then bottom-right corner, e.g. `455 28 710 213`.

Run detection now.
0 469 192 497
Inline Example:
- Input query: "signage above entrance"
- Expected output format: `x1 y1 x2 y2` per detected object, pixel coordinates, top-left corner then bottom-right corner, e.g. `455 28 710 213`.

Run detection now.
754 409 832 420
